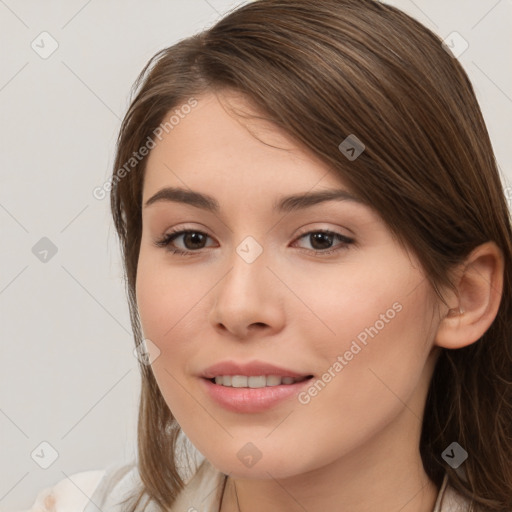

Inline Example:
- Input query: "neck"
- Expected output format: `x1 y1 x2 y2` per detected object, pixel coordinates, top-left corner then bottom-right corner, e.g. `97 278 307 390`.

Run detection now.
226 471 438 512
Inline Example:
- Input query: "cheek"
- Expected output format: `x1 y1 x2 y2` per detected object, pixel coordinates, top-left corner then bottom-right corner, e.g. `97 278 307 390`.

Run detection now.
135 254 217 375
136 262 169 340
136 253 196 339
306 283 434 418
297 260 433 404
288 258 415 355
294 292 433 471
135 257 198 411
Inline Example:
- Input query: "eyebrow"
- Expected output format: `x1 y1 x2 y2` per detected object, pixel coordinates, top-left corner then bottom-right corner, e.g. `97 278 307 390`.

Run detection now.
143 186 364 213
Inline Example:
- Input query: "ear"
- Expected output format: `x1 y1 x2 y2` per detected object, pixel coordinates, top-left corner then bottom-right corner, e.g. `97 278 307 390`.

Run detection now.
435 241 504 349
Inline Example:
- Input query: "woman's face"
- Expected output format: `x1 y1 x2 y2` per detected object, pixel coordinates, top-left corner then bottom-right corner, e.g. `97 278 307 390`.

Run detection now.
136 90 442 479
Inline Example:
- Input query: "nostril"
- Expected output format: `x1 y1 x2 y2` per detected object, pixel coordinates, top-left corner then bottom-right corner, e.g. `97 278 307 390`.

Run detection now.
249 322 267 330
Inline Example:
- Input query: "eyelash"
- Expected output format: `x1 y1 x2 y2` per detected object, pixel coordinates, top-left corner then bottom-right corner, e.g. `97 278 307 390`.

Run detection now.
153 227 354 257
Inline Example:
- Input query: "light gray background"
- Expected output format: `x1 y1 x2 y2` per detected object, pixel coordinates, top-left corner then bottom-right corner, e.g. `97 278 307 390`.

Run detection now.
1 0 511 509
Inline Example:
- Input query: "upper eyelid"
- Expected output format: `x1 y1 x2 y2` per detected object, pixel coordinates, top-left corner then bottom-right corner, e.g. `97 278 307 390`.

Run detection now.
165 224 351 236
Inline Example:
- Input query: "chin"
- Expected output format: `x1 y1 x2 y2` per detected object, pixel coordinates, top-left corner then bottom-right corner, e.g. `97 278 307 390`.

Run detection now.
205 447 309 480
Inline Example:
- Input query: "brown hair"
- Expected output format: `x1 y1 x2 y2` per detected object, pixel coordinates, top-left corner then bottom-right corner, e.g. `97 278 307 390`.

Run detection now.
109 0 512 510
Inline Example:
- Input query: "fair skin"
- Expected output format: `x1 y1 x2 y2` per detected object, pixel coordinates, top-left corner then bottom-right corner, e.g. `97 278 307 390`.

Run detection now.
136 89 504 512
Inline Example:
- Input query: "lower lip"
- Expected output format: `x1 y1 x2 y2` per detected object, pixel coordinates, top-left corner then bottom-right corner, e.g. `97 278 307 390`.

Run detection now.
200 377 313 413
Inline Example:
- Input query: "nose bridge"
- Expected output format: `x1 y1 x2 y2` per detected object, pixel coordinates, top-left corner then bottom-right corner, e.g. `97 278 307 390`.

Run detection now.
219 234 268 303
209 234 283 336
235 234 265 266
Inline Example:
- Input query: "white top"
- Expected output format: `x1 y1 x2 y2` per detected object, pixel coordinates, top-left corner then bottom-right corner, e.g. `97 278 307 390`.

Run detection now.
18 458 480 512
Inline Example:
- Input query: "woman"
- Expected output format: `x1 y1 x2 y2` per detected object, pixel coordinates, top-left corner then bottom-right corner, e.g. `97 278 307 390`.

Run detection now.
23 0 512 510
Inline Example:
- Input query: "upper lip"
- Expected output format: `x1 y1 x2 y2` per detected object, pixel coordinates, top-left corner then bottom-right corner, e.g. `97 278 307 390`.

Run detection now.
201 360 312 379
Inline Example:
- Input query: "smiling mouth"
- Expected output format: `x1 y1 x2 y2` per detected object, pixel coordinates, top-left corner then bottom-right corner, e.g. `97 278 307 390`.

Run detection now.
206 375 314 388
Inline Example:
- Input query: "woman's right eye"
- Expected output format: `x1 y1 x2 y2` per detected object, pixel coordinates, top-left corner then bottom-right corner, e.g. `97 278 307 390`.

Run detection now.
153 229 215 255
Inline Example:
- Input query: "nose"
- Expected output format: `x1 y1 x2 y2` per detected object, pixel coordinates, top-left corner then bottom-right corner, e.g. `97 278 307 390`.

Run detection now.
208 246 285 340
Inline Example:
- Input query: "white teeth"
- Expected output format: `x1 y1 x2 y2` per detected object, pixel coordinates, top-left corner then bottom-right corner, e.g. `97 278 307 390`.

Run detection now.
266 375 282 386
248 376 267 388
212 375 306 387
231 375 248 388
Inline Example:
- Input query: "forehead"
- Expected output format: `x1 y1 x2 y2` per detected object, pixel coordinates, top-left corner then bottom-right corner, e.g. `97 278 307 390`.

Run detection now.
142 90 353 203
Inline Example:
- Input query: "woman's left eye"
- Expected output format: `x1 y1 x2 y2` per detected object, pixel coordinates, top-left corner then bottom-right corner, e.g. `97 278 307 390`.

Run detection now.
153 229 354 256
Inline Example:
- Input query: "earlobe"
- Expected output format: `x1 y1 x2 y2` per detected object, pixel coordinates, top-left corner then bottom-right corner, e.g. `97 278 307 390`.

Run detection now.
434 241 504 350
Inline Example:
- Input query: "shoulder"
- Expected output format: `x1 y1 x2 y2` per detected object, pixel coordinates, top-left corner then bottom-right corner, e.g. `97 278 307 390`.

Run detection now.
85 457 226 512
20 458 226 512
434 473 503 512
18 468 108 511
